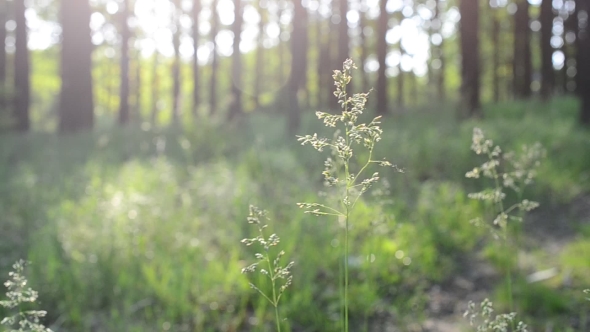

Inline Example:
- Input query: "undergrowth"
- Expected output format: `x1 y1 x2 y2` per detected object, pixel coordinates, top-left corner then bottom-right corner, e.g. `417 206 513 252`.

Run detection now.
0 61 589 331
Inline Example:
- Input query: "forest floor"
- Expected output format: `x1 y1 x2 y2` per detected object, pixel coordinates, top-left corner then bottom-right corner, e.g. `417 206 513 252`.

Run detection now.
420 194 590 332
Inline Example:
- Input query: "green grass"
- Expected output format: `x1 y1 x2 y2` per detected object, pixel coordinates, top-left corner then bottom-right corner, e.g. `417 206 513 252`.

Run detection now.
0 96 589 331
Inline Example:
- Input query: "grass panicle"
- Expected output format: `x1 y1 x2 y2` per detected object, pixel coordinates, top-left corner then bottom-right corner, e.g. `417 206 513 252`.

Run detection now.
464 298 528 332
297 59 400 332
241 205 294 332
1 260 52 332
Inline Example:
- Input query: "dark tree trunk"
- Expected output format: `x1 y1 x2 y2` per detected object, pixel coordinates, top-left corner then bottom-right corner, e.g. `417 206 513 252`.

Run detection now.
209 0 219 114
513 0 531 98
492 6 500 102
316 14 326 109
359 0 369 93
577 0 590 124
287 0 307 133
540 0 554 99
118 0 130 125
277 0 285 84
435 0 445 101
376 0 388 115
13 0 29 131
0 0 6 91
254 2 265 108
171 0 182 124
459 0 481 117
134 51 141 121
338 0 349 65
192 0 201 116
328 0 339 110
59 0 94 132
228 0 243 121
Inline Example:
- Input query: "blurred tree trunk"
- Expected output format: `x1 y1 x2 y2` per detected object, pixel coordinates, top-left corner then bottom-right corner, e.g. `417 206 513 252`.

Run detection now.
150 52 160 125
0 0 6 103
209 0 219 114
287 0 307 133
409 69 417 104
492 6 500 102
171 0 182 124
328 0 339 110
228 0 243 121
562 1 577 93
435 0 445 101
578 0 590 124
254 1 266 108
376 0 388 115
192 0 201 116
13 0 29 131
59 0 94 132
540 0 554 99
316 14 326 109
118 0 130 125
513 0 531 98
337 0 349 64
459 0 480 117
277 0 285 84
133 51 142 121
359 0 368 93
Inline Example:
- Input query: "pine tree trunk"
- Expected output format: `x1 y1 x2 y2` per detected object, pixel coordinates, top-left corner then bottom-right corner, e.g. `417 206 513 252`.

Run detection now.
192 0 201 116
459 0 481 117
288 0 307 133
513 0 531 98
577 0 590 124
118 0 130 125
435 0 445 101
254 2 265 108
209 0 219 114
540 0 554 99
59 0 94 132
376 0 388 115
171 0 182 124
228 0 243 121
492 7 500 102
14 0 29 131
359 0 368 93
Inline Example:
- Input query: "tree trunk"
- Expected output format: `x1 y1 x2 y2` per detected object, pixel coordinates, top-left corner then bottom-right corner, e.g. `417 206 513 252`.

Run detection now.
277 0 285 84
13 0 29 131
134 51 142 121
492 6 500 102
287 0 307 133
254 1 266 108
359 0 369 93
540 0 554 99
459 0 481 117
513 0 531 98
0 0 6 93
192 0 201 116
577 0 590 124
316 14 326 109
228 0 243 121
338 0 349 65
59 0 94 132
376 0 388 115
171 0 182 124
209 0 219 114
118 0 130 125
435 0 445 101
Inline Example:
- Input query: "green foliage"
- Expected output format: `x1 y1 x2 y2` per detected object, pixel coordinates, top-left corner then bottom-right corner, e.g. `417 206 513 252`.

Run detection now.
0 95 588 330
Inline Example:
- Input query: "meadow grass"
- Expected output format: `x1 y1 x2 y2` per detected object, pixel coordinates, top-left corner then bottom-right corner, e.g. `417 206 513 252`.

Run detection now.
0 88 589 330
